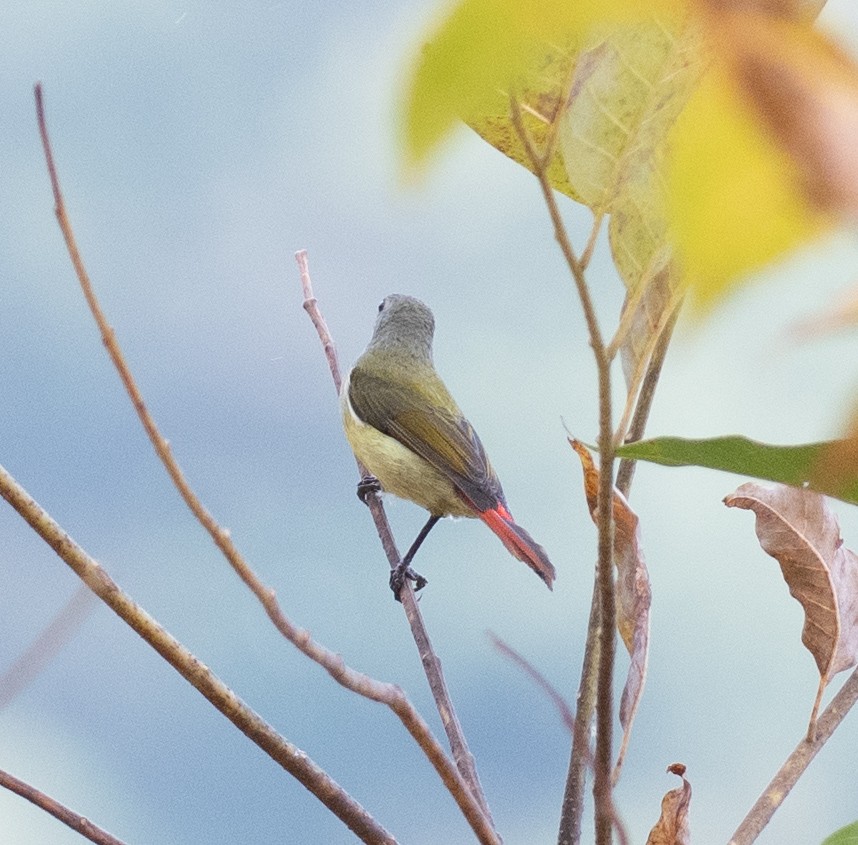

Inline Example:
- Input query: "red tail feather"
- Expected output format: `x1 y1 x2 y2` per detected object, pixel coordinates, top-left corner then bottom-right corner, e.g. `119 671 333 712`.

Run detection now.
479 504 555 589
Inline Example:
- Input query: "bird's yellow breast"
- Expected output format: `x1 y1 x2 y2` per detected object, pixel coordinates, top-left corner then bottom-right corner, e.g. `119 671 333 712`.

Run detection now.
340 376 474 518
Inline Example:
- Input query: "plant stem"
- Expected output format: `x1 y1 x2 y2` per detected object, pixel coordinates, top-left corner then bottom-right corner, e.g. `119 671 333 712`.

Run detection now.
728 666 858 845
558 583 601 845
615 300 680 494
508 95 616 845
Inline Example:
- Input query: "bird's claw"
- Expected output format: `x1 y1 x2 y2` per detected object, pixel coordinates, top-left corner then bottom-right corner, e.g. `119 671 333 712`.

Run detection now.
389 563 428 602
356 474 381 505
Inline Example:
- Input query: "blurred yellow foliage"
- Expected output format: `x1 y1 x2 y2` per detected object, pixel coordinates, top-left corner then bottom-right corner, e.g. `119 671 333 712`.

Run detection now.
401 0 854 314
401 0 682 169
666 64 831 310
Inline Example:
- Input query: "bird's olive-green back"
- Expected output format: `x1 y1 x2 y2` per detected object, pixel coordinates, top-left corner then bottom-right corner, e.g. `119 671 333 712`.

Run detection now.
348 357 507 514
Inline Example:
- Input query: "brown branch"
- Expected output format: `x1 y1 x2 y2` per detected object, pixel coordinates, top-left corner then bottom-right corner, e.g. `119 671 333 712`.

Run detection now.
611 292 683 450
0 462 395 845
0 583 96 709
580 212 605 272
34 84 496 845
509 95 616 845
728 666 858 845
296 250 498 835
559 289 678 845
558 580 601 845
0 767 128 845
615 301 680 496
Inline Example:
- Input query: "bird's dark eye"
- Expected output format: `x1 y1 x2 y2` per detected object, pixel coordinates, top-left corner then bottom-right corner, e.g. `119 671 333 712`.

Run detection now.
377 300 385 313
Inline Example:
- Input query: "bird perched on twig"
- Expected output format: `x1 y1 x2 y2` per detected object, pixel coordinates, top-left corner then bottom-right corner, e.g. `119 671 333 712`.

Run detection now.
341 294 555 598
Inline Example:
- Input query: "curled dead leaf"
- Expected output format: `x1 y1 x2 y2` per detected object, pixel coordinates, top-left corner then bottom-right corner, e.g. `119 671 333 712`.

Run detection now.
724 482 858 737
570 438 651 781
646 764 692 845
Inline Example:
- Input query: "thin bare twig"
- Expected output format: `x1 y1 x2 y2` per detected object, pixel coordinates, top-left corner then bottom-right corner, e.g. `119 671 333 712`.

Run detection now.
0 584 96 709
559 295 678 845
559 582 600 845
0 463 395 845
520 47 580 178
728 666 858 845
580 212 605 272
615 302 680 496
612 292 683 449
508 95 616 845
560 286 679 845
605 254 674 365
489 633 577 734
34 84 496 845
296 250 497 834
0 767 128 845
512 86 677 841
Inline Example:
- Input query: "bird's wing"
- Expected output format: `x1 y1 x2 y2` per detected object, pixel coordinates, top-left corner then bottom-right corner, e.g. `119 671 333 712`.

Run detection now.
348 365 506 512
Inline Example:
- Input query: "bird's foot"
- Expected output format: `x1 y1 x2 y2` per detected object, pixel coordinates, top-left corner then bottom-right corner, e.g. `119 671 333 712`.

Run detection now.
389 563 428 602
356 474 381 505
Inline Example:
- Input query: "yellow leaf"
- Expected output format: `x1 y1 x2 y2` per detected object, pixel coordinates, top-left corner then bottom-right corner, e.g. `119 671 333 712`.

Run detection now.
467 40 582 199
561 19 698 214
401 0 684 170
666 57 831 311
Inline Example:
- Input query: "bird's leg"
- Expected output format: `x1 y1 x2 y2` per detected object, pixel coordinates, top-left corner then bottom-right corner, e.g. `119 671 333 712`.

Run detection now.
390 515 440 601
356 474 381 504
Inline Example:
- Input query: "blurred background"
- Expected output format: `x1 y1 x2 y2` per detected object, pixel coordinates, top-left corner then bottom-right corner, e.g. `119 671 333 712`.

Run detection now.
2 2 857 843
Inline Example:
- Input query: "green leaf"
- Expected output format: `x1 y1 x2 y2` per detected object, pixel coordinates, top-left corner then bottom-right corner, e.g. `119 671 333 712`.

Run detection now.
821 821 858 845
615 436 858 505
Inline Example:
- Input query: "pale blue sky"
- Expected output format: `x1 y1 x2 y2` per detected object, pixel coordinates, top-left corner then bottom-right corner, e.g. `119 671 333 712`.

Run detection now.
2 2 858 844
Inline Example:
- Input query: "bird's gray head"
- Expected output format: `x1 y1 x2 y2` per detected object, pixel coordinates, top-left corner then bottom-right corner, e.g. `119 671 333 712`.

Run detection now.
366 294 435 360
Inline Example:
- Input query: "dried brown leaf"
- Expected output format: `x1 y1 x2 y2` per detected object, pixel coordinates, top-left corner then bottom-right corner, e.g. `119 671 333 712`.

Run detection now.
570 438 651 781
724 482 858 735
646 764 691 845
